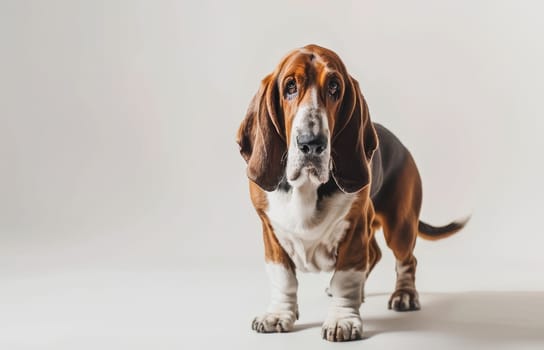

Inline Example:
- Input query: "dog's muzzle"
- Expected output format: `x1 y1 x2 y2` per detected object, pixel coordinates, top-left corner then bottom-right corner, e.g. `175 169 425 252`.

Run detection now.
286 106 331 186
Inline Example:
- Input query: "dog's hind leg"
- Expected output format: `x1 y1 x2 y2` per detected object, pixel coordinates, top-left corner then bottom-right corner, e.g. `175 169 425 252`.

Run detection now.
374 154 422 311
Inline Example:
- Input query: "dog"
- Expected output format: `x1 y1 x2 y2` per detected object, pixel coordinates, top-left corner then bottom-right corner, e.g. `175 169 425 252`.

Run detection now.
236 44 467 342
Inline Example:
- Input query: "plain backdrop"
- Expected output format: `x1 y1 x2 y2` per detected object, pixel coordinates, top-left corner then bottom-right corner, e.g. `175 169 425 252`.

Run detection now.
1 1 544 349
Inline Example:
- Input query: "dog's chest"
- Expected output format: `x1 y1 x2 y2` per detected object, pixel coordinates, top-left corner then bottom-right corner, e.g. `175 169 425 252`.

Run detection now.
265 189 354 272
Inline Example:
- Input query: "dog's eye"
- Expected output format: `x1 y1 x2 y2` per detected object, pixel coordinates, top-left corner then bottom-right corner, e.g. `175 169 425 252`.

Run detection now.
328 80 339 97
285 79 297 97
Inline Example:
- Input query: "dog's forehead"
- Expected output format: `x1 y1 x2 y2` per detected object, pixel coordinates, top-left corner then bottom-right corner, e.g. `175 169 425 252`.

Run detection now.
299 45 344 67
278 48 343 81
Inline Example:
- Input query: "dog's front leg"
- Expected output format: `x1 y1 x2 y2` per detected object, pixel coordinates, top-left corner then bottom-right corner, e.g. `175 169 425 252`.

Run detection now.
322 269 365 341
322 216 367 342
252 218 298 333
252 263 298 333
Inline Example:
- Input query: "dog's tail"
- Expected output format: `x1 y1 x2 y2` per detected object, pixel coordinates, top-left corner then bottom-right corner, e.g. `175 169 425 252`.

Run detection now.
417 216 470 241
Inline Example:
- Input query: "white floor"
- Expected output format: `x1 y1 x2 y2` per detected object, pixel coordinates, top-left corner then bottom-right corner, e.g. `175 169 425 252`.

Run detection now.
2 264 543 350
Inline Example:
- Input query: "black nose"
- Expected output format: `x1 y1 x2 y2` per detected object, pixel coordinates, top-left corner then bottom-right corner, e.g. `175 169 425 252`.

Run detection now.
296 134 327 155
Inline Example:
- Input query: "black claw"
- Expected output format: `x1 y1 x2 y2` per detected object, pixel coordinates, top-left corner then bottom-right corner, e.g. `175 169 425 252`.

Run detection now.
336 327 343 341
353 329 362 340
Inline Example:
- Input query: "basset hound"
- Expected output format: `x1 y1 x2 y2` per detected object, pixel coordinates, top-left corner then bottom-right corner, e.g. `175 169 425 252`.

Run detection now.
236 44 468 342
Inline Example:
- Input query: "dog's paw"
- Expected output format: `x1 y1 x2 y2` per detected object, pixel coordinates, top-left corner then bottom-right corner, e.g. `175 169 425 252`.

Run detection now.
251 311 296 333
321 316 362 342
388 289 420 311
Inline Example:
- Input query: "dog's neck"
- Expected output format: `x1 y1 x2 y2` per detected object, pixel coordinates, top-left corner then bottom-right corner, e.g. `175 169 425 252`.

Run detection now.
275 174 342 229
278 174 340 201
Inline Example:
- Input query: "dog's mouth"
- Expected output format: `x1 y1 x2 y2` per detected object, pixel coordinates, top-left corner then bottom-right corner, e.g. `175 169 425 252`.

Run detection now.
288 163 329 185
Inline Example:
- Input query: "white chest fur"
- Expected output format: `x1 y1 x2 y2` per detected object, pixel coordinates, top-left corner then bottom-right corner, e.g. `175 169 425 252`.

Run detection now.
265 184 355 272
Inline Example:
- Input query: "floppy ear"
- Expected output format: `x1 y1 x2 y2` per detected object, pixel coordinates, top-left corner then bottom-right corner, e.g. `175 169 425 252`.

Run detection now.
236 74 286 191
331 76 378 193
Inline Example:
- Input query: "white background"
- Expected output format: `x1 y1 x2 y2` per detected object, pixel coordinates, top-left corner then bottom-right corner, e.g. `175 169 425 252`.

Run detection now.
1 1 543 349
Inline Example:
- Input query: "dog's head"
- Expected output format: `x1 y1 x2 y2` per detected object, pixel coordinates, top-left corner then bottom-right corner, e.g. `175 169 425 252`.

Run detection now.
237 44 378 193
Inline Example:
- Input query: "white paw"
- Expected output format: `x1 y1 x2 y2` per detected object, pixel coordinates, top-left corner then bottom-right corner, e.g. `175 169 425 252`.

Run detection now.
321 316 363 341
251 311 297 333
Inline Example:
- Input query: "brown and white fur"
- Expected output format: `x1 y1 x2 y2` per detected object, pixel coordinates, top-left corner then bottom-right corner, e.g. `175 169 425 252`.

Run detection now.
236 44 468 342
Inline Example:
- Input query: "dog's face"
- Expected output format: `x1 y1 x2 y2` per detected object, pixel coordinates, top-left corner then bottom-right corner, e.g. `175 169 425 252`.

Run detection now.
278 47 345 187
237 44 378 193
